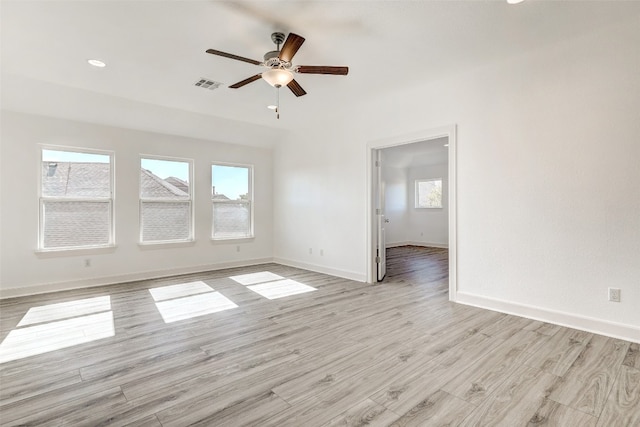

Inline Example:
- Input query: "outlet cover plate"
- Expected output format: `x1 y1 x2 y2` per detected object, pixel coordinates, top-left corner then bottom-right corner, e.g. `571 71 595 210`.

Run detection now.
608 287 621 302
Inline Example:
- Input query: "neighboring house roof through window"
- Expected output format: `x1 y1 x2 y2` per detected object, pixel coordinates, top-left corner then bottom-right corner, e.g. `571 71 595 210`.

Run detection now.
41 162 189 199
140 169 189 198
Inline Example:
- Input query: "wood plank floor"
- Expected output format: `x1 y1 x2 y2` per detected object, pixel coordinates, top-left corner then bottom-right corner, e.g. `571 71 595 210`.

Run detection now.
0 246 638 426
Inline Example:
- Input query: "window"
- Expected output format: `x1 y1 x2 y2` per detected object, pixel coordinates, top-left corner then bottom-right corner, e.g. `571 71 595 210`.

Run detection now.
39 147 114 250
140 157 193 243
415 178 443 208
211 163 253 239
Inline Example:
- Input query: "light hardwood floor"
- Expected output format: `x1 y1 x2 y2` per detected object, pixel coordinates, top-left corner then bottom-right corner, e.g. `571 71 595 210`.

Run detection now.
0 246 638 426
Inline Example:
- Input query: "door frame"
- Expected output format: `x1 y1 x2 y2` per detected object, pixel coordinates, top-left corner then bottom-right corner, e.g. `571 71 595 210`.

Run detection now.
365 124 458 301
375 149 386 281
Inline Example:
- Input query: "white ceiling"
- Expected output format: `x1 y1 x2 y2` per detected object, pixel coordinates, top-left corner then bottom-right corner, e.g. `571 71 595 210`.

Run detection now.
382 137 448 169
2 1 639 136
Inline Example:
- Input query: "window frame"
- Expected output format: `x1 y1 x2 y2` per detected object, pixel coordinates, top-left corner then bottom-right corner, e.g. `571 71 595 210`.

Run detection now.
415 178 443 209
139 154 194 245
38 145 115 252
211 162 254 241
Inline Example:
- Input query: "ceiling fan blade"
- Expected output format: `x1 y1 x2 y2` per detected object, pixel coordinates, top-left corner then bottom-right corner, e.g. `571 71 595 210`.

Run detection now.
229 74 263 89
296 66 349 75
206 49 261 66
279 33 305 63
287 79 307 97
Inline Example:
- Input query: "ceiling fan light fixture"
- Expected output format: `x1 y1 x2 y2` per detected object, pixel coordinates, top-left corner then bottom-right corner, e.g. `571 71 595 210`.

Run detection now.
262 68 294 88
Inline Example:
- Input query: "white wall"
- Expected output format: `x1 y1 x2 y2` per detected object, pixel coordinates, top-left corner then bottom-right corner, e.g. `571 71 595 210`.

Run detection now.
272 121 367 281
0 111 274 297
406 163 449 247
274 18 640 340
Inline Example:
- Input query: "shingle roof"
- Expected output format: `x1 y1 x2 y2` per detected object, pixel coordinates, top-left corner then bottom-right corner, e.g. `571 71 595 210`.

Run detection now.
41 162 189 199
165 177 189 194
140 169 189 199
42 162 111 197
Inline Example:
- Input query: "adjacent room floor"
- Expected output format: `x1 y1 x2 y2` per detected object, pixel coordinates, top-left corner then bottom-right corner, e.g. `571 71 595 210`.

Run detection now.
383 245 449 287
0 250 638 426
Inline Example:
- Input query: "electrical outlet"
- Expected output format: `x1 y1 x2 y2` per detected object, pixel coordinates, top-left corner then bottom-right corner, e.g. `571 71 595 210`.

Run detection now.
236 246 240 252
309 248 313 255
608 287 621 302
84 258 91 267
320 249 324 256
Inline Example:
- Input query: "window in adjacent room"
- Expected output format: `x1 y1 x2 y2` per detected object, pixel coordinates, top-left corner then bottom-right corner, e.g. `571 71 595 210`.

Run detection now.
415 178 443 209
211 163 253 239
39 147 114 250
140 156 193 243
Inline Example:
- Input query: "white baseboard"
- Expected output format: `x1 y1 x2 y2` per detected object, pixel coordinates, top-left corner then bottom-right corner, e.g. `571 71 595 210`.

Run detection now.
272 257 367 283
0 258 274 300
386 241 449 249
456 292 640 344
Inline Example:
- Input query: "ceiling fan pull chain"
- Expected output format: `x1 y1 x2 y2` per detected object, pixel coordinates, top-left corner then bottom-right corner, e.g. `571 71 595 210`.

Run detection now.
276 87 280 119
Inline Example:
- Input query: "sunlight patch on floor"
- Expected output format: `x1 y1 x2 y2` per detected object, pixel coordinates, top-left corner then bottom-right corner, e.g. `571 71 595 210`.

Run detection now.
17 295 111 327
247 279 317 300
229 271 284 286
149 281 238 323
230 271 317 300
149 281 214 302
0 298 114 364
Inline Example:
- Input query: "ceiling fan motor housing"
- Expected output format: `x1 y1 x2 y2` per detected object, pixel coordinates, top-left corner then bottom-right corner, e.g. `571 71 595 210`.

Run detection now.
263 50 280 62
271 32 286 45
264 51 291 69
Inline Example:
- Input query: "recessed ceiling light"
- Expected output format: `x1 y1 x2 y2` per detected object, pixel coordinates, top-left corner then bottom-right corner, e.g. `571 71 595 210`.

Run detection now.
87 59 106 68
267 105 278 110
507 0 524 4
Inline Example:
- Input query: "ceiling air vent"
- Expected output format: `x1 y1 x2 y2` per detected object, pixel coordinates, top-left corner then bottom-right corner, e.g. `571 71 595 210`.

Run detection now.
194 78 222 90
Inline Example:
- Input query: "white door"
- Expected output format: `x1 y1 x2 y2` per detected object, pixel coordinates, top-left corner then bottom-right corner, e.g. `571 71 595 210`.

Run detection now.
376 150 386 281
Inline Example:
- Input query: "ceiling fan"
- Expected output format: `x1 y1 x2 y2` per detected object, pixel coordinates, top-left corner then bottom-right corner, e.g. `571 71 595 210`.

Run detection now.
206 32 349 99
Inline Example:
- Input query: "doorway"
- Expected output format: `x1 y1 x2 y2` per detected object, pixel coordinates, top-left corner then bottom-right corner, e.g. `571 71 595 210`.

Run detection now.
366 125 457 301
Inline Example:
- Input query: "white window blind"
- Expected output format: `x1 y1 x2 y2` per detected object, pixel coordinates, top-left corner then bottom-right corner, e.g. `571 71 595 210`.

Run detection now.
211 164 253 239
40 148 113 250
140 157 193 243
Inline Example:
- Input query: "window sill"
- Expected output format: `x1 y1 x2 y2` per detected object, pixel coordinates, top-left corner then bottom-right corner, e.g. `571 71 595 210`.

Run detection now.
35 245 117 257
138 240 196 250
210 237 255 244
